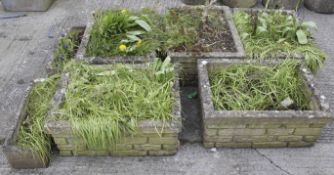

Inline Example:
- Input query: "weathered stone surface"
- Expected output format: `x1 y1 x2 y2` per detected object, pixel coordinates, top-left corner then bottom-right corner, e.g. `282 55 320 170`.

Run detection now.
288 142 314 147
294 128 323 136
267 129 294 136
216 142 252 148
221 0 257 8
253 142 287 148
304 0 334 14
180 0 205 5
262 0 302 10
218 129 266 136
277 136 303 142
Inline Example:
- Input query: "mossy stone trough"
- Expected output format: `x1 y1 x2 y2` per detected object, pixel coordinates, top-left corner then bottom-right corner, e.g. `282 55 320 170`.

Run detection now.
3 81 49 169
198 59 332 148
75 12 156 65
44 68 182 156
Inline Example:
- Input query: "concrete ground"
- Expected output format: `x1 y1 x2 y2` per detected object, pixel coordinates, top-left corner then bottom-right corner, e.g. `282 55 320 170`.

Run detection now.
0 0 334 174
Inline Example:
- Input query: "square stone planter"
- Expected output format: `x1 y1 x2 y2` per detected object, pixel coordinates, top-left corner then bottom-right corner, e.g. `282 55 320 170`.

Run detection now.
198 59 332 148
75 12 156 65
3 81 49 169
44 68 182 156
168 6 245 85
2 0 55 12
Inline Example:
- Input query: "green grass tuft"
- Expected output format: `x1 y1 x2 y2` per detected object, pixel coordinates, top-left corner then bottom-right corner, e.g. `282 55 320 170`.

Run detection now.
17 75 60 164
210 60 311 111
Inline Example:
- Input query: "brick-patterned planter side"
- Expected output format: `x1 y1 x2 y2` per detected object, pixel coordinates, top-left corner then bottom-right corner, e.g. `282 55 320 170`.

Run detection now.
169 5 246 85
3 81 49 169
75 11 155 65
45 71 182 156
198 59 333 148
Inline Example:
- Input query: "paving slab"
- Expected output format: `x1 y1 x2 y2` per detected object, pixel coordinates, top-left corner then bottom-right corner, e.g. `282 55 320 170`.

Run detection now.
0 0 334 174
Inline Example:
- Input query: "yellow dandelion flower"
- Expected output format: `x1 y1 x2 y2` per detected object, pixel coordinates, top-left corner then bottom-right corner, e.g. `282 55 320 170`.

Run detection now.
119 44 127 52
121 9 128 14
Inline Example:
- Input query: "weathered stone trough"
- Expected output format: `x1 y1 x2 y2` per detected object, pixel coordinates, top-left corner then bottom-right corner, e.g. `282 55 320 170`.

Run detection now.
75 12 155 65
44 67 182 156
198 59 332 148
168 6 245 85
1 0 55 12
3 81 49 169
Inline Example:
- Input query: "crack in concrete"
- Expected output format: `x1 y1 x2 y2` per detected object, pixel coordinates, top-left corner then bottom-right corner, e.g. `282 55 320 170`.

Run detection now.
254 149 294 175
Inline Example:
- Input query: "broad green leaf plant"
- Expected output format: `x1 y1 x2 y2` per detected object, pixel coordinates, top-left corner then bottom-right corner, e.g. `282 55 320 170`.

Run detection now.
86 9 164 57
234 11 326 72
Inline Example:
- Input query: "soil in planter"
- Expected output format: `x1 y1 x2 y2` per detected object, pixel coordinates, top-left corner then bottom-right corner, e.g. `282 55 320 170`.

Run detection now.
165 8 237 53
233 10 326 72
54 58 176 150
209 60 311 111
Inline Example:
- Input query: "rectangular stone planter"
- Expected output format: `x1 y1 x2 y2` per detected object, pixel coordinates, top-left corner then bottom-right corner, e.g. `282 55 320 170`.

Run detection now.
3 81 49 169
198 59 332 148
75 12 155 65
2 0 55 12
169 6 246 85
44 68 182 156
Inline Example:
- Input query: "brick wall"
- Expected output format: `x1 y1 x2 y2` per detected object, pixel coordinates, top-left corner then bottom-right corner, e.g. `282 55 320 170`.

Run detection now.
48 121 180 156
203 118 331 148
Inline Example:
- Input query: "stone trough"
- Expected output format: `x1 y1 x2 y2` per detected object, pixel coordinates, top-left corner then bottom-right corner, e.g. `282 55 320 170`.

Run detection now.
3 81 49 169
44 66 182 156
198 58 333 148
168 5 245 85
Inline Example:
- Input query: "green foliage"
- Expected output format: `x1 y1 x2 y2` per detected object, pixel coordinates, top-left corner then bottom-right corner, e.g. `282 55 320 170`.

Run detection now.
52 30 82 73
233 11 326 72
58 58 175 149
86 9 164 57
210 60 310 110
17 75 60 165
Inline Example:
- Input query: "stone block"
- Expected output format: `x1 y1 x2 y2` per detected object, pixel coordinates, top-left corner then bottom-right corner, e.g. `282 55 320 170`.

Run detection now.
216 142 252 148
267 128 294 135
148 150 177 156
303 136 318 142
204 135 232 143
149 137 178 145
252 142 287 148
288 142 314 147
278 136 303 142
218 129 265 136
134 144 161 151
294 128 322 136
